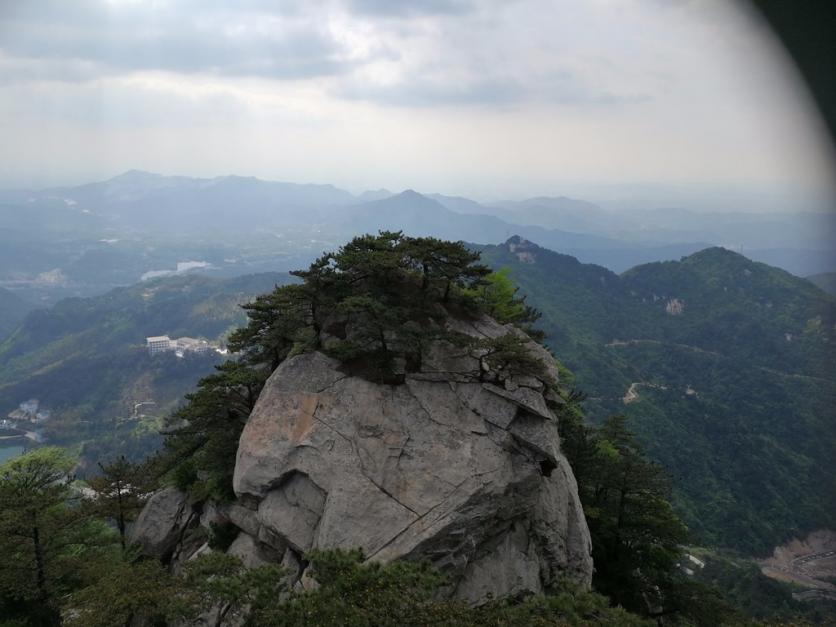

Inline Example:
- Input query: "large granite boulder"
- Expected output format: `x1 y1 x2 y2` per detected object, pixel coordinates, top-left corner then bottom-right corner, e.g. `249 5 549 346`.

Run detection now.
232 316 592 603
130 487 193 561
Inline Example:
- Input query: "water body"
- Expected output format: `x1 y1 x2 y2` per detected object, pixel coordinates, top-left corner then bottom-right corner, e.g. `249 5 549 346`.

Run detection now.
0 444 23 463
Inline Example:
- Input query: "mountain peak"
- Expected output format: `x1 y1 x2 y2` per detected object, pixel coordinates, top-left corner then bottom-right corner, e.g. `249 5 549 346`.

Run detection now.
364 189 441 209
216 174 258 183
108 169 161 182
502 236 543 264
357 189 392 202
683 246 750 266
504 235 538 248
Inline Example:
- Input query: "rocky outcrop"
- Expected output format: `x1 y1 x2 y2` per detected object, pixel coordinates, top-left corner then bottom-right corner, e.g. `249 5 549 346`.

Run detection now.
132 314 593 604
130 487 195 561
231 315 592 602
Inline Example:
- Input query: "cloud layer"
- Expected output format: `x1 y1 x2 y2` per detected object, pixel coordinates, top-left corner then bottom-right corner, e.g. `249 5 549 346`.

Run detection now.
0 0 833 210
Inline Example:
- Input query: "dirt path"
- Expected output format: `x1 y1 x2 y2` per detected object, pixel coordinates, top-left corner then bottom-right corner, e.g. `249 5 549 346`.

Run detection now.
622 381 667 405
760 530 836 600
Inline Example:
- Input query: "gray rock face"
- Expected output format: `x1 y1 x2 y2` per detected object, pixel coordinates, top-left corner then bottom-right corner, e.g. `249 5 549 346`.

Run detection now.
228 532 279 568
130 487 192 561
232 316 593 602
257 471 326 553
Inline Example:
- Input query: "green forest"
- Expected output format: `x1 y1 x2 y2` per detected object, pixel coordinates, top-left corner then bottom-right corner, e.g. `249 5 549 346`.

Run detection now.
0 272 293 470
478 238 836 554
1 234 834 625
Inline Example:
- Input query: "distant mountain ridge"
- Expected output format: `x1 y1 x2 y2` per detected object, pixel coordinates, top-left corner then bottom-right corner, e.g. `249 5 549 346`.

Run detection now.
0 288 35 341
808 272 836 296
345 190 713 272
1 172 832 282
485 195 621 235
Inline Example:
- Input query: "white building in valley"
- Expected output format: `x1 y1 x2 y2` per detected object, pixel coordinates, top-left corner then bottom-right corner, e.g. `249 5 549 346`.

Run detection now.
174 337 211 356
146 335 173 355
146 335 218 356
7 399 51 423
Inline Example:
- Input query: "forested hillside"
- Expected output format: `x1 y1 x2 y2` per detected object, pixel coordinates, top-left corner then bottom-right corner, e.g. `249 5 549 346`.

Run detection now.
479 237 836 553
4 236 832 553
808 271 836 296
1 234 832 625
0 233 743 627
0 272 293 469
0 287 35 341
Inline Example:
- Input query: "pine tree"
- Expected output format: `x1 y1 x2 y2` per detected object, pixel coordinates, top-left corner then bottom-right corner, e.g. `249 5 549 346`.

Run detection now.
161 361 267 500
227 284 313 370
0 448 95 625
161 233 542 495
85 455 151 551
563 414 689 614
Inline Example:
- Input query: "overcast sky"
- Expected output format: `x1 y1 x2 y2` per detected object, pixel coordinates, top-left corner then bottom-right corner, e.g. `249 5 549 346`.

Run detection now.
0 0 834 211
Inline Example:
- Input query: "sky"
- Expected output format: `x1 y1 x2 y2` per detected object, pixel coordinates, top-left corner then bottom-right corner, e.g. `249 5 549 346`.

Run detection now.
0 0 834 211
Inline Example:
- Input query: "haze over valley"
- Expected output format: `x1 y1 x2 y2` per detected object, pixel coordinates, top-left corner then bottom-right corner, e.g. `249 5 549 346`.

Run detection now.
2 0 835 624
2 170 834 317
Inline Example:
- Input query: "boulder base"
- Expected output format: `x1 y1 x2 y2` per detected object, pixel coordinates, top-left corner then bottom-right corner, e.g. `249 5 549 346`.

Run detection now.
130 487 192 561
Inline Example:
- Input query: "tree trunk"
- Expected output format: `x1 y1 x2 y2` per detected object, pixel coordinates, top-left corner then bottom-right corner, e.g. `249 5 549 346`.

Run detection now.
32 515 48 603
117 483 127 552
613 486 628 562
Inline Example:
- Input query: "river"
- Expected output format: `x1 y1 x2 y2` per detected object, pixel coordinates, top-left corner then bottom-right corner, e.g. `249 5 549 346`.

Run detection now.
0 444 24 463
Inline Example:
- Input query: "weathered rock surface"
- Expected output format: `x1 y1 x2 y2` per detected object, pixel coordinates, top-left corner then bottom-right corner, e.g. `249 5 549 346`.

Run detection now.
130 487 193 561
232 315 593 602
228 532 279 568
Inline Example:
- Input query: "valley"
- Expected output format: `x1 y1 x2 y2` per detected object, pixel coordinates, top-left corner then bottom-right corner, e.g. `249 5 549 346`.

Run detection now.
2 172 834 316
2 1 834 622
761 530 836 600
0 229 833 624
0 176 833 623
478 237 836 555
2 230 832 557
0 271 295 471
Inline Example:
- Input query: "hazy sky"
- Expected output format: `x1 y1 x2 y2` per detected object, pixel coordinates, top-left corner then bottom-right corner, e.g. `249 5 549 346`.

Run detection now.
1 0 834 210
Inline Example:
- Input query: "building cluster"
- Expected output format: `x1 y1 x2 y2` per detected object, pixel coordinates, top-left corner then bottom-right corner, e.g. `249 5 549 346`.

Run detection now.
6 399 51 424
679 553 706 577
146 335 223 357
